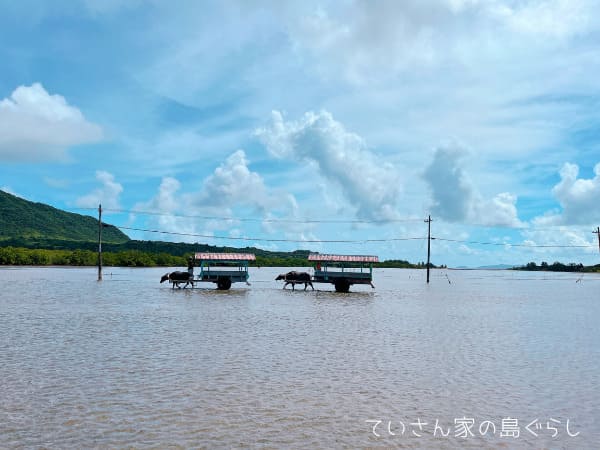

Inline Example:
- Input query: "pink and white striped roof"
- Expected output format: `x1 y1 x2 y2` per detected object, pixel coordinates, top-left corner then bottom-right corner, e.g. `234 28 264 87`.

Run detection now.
308 253 379 263
195 252 256 261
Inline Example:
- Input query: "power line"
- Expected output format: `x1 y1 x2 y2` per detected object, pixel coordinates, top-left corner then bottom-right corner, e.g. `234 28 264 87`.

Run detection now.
70 207 594 233
74 204 596 249
71 207 424 225
433 237 595 249
104 225 598 248
111 225 595 248
115 225 428 244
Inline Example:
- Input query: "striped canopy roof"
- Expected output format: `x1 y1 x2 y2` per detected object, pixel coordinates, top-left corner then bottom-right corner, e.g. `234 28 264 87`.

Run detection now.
308 253 379 263
194 252 256 261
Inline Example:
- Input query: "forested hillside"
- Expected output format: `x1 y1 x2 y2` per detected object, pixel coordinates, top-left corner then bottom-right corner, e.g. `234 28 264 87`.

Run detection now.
0 190 314 266
0 190 425 268
0 190 128 243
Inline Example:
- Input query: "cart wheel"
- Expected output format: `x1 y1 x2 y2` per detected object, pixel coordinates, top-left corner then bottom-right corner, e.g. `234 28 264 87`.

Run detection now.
334 279 350 293
217 277 232 290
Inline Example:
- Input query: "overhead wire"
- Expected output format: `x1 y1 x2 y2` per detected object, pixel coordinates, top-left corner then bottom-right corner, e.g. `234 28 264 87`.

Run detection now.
70 207 595 232
432 237 595 249
70 207 424 225
107 226 597 248
72 207 597 249
114 225 428 244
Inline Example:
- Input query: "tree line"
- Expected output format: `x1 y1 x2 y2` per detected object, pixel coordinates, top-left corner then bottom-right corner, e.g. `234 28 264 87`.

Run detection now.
0 247 337 268
0 247 185 267
514 261 600 273
0 246 440 268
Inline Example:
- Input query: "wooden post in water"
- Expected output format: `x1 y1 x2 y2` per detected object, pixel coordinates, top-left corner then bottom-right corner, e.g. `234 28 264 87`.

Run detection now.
425 215 432 284
98 204 103 281
594 226 600 255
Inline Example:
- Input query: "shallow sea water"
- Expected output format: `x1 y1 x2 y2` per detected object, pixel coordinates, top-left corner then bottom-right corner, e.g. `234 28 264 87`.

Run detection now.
1 266 599 449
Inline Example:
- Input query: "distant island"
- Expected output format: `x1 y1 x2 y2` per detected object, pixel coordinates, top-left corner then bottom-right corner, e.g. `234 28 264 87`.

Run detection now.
0 190 443 268
513 261 600 273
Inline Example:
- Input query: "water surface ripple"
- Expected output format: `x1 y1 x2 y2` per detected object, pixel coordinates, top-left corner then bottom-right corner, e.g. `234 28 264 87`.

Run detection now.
1 267 598 448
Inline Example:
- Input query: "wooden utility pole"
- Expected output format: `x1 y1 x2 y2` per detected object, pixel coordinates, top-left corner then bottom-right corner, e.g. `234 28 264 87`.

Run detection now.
594 227 600 254
98 204 103 281
425 215 432 283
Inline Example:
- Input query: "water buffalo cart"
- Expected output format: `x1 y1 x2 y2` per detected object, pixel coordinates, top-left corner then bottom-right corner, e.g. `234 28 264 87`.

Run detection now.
193 252 255 290
308 253 379 292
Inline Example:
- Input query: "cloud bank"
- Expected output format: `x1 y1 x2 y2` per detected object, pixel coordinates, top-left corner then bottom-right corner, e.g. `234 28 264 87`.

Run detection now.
289 0 597 83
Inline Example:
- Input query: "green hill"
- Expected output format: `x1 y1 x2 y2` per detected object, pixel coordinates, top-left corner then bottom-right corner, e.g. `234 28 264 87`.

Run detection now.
0 190 312 266
0 190 129 244
0 190 424 268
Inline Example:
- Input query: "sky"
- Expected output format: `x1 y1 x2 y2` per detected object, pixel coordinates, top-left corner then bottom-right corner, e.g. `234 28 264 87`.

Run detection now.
1 0 600 267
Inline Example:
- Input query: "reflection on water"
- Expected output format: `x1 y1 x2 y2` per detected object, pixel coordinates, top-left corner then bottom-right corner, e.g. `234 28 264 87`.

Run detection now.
1 267 599 448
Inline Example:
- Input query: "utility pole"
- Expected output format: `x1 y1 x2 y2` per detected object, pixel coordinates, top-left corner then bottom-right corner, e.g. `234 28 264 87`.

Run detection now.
98 204 103 281
425 215 432 283
594 227 600 255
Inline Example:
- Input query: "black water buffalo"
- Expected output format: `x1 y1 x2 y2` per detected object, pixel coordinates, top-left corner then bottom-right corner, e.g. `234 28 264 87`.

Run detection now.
275 271 314 291
160 271 194 289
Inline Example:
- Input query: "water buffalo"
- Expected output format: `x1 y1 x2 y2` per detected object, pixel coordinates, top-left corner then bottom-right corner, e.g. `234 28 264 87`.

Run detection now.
275 271 314 291
160 271 194 289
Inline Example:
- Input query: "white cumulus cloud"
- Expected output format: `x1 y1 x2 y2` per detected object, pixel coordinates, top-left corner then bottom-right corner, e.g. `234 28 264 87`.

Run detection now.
474 192 522 228
133 150 313 244
519 226 596 258
423 144 473 222
76 171 123 210
535 161 600 225
255 110 401 221
423 144 523 227
0 83 102 162
195 150 269 211
133 177 202 239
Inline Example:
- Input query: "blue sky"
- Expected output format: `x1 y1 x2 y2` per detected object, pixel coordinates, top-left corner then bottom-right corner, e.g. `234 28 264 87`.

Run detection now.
1 0 600 267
